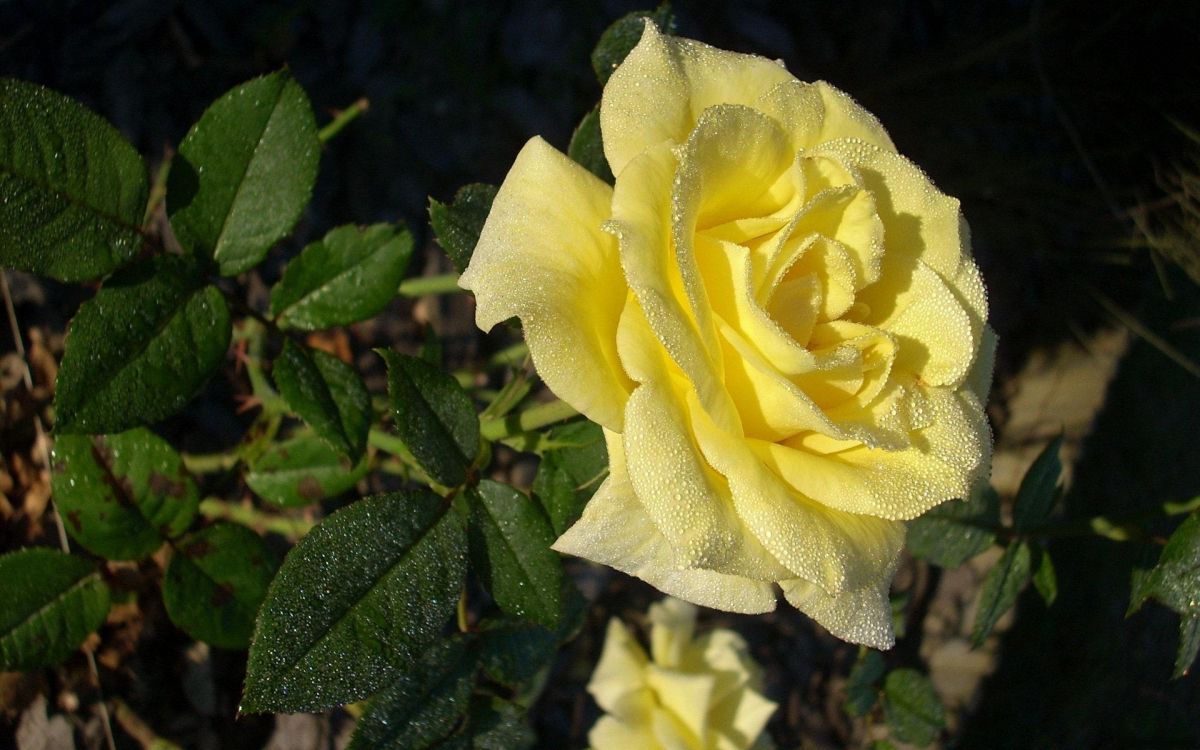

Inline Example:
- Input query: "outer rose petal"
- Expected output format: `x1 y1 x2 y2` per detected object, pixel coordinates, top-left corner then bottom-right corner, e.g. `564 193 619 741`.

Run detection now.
781 571 897 650
601 23 795 176
459 137 633 431
552 431 777 614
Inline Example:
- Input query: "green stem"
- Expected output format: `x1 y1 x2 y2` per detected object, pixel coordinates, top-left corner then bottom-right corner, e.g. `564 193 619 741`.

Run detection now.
198 498 315 540
181 451 239 474
480 399 579 441
368 428 449 493
317 97 369 144
398 273 462 297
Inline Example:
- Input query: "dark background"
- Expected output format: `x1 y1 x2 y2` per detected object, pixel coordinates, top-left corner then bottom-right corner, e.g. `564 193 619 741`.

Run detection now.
3 0 1200 748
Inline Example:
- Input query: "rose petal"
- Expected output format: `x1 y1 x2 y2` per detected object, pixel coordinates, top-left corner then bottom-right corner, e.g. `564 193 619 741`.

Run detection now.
755 79 896 152
687 389 907 596
459 137 633 430
676 104 795 231
588 618 651 716
645 665 717 742
590 715 658 750
601 23 796 176
649 598 699 668
609 142 739 432
817 138 987 333
871 260 979 387
781 573 896 650
552 433 778 615
709 685 778 750
754 387 990 520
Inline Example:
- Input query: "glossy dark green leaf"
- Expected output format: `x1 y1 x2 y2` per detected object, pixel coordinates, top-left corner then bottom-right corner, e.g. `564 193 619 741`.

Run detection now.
845 649 885 717
907 484 999 568
0 549 111 670
1128 512 1200 677
162 522 278 649
1013 436 1064 531
167 71 319 276
242 491 466 713
348 636 477 750
591 4 675 85
270 223 413 330
245 434 367 508
531 420 608 536
971 541 1033 647
479 620 558 689
379 349 479 487
273 340 370 460
468 481 562 628
0 78 147 281
54 255 231 434
1033 548 1058 606
428 183 497 273
50 428 198 560
881 669 945 747
567 107 613 184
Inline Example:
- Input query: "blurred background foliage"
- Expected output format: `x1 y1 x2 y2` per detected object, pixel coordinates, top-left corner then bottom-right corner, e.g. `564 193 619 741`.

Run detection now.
2 0 1199 747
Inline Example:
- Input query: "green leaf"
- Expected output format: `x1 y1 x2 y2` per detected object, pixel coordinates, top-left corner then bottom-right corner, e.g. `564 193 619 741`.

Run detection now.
348 636 478 750
1013 435 1064 531
0 549 111 670
567 107 613 184
459 698 536 750
54 255 231 434
1033 548 1058 606
245 434 368 508
1175 614 1200 680
167 71 319 276
591 4 675 85
379 349 479 487
1128 512 1200 678
881 669 945 747
270 223 414 330
531 420 608 536
844 649 885 717
468 481 562 628
479 620 558 689
907 483 999 568
428 183 497 273
971 541 1033 647
242 491 467 713
0 78 147 281
50 428 199 560
162 522 278 649
273 340 370 460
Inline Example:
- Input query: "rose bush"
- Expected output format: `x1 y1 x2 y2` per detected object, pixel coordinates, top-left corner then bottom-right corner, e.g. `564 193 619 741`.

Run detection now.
460 23 994 649
587 598 776 749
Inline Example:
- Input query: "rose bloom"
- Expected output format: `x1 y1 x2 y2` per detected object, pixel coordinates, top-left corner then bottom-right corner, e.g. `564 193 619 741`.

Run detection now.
460 23 993 649
588 598 776 750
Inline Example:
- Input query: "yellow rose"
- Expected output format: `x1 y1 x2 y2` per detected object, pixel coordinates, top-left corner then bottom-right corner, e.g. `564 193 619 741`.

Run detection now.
459 23 994 649
587 597 777 749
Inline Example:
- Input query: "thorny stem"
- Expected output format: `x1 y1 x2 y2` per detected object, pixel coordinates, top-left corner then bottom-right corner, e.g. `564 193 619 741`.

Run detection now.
317 97 369 144
1 270 118 750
